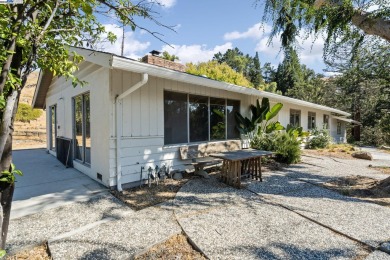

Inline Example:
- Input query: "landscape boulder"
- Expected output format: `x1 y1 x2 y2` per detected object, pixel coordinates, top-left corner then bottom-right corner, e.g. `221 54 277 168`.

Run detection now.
352 151 373 160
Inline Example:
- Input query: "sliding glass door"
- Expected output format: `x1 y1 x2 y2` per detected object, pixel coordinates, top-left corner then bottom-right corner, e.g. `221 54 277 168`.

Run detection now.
73 93 91 165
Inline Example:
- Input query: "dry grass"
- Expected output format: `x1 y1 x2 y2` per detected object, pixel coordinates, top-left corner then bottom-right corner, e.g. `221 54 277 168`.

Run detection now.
323 175 390 207
304 144 357 159
112 172 195 211
7 244 51 260
369 165 390 175
134 233 206 260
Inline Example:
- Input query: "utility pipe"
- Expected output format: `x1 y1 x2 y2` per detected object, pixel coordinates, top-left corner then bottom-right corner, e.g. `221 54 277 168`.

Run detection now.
115 73 148 191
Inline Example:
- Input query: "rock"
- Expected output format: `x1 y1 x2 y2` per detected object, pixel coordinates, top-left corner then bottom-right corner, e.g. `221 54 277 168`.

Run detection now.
380 145 390 151
172 171 183 180
352 151 373 160
379 241 390 254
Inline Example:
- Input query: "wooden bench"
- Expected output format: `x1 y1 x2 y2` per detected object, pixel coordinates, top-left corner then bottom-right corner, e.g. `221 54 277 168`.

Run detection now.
179 140 241 178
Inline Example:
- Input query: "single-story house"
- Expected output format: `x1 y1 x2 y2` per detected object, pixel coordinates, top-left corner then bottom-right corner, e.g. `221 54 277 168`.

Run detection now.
33 47 354 190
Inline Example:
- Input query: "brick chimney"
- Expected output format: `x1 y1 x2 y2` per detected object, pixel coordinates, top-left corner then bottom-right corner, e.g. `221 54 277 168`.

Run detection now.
141 51 186 72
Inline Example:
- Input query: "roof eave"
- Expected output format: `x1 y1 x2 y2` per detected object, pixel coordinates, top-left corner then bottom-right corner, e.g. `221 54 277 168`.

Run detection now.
111 55 351 116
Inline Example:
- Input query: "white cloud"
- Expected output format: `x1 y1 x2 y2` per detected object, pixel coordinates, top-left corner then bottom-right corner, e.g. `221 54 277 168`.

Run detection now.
161 42 233 64
150 0 176 8
96 24 150 59
224 23 271 41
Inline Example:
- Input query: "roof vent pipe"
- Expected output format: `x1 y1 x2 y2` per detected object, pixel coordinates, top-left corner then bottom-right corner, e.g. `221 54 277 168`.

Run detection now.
115 73 149 191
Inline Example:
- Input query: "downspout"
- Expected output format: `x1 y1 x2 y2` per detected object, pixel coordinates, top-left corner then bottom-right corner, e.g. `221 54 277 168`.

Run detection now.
115 73 149 191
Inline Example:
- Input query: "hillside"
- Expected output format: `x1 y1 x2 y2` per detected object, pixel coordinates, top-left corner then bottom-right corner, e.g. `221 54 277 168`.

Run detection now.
13 71 47 150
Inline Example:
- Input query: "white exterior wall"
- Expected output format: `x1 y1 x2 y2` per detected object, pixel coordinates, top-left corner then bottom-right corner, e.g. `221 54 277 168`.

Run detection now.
45 62 111 186
109 70 347 187
108 70 250 187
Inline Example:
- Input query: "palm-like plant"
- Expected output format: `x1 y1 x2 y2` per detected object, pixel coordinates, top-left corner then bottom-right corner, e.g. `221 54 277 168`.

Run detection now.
235 97 284 139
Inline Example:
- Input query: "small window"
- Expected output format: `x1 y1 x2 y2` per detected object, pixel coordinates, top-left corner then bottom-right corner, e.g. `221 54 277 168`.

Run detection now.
337 121 342 135
323 115 329 129
308 112 316 129
290 109 301 127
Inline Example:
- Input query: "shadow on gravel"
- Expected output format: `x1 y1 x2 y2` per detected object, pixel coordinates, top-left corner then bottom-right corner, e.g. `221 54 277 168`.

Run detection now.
232 243 366 260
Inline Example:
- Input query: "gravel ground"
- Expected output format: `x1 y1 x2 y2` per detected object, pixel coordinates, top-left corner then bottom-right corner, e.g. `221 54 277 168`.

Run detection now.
174 177 259 218
246 172 312 196
266 185 390 248
175 177 367 259
365 250 390 260
7 193 131 254
287 155 390 184
49 206 181 259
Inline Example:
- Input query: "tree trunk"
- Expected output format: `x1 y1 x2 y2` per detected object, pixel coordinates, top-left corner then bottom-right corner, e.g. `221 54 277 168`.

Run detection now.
0 182 14 250
352 11 390 43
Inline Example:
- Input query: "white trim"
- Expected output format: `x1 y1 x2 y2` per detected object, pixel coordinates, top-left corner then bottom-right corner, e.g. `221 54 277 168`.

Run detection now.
332 116 361 125
115 73 149 191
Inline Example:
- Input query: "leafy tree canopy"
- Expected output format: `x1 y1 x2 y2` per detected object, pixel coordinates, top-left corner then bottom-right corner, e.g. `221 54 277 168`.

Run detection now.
258 0 390 59
186 61 253 87
213 48 264 88
162 51 179 61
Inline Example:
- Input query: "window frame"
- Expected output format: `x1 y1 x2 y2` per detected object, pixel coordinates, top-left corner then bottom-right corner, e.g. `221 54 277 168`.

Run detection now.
308 111 316 130
163 90 240 145
49 104 57 151
337 120 342 135
290 109 301 127
323 114 329 129
72 92 91 166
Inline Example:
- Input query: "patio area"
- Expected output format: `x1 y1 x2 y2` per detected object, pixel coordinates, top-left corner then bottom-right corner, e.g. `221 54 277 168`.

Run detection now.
7 148 390 259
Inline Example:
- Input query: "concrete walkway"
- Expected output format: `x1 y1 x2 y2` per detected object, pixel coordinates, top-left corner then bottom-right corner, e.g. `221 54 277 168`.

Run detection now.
12 149 106 219
7 149 390 259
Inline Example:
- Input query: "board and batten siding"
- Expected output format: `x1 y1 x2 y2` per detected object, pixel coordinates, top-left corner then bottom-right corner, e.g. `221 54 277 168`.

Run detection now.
45 61 111 186
108 69 251 187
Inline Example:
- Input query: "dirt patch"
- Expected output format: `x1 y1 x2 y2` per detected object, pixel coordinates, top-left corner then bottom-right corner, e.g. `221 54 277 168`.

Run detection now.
134 233 206 260
369 165 390 175
304 144 357 159
112 172 197 211
7 244 51 260
323 175 390 207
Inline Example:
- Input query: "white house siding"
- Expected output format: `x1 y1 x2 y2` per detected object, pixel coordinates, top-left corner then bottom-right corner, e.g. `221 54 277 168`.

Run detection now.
330 118 347 143
45 61 111 186
108 70 250 188
108 69 348 188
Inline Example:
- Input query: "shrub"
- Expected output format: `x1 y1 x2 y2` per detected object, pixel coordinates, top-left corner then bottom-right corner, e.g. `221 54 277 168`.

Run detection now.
251 132 301 164
16 103 42 122
308 128 332 149
273 132 302 164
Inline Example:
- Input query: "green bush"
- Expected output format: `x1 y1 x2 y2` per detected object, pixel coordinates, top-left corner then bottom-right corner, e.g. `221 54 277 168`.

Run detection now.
16 103 42 122
308 128 332 149
251 132 301 164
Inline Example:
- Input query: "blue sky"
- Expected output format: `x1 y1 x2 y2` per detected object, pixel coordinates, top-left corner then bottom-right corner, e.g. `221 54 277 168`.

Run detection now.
99 0 328 74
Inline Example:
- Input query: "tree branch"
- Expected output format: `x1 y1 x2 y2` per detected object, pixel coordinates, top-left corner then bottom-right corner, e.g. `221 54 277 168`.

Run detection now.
352 11 390 42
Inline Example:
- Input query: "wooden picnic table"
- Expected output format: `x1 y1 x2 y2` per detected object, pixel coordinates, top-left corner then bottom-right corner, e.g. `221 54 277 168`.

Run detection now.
210 149 273 188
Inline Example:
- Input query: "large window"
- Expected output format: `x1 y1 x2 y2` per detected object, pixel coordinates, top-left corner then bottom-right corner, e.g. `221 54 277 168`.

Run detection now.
49 104 57 151
290 109 301 127
164 91 240 145
73 93 91 165
308 112 316 129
